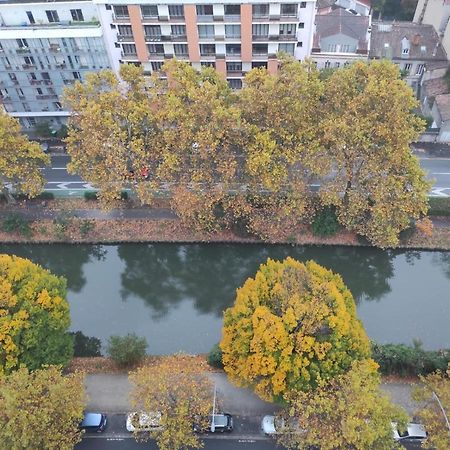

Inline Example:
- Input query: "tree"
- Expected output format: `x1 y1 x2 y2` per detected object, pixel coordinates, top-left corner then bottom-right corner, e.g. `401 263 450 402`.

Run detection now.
129 354 214 450
234 57 324 240
0 254 73 373
220 257 370 402
319 60 430 248
0 366 86 450
412 363 450 450
0 110 49 202
106 333 147 367
63 64 160 205
277 359 408 450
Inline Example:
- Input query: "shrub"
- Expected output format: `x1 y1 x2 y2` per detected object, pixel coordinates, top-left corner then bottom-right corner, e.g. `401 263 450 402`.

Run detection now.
207 343 223 369
84 191 98 201
371 341 450 376
120 190 128 200
311 206 340 236
2 213 33 238
106 333 147 367
79 219 95 237
53 211 74 238
70 331 102 357
428 197 450 216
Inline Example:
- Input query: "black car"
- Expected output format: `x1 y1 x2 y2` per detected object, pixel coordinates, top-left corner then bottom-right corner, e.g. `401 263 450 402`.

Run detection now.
80 412 107 433
193 413 233 433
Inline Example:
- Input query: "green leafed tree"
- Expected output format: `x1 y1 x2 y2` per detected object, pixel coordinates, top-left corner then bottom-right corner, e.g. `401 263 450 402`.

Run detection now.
0 366 86 450
0 254 73 373
0 110 49 202
129 354 213 450
220 257 370 402
319 60 430 248
277 359 409 450
412 364 450 450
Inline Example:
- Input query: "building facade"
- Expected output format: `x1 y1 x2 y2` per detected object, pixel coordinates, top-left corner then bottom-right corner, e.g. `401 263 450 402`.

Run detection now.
0 0 111 130
94 0 316 88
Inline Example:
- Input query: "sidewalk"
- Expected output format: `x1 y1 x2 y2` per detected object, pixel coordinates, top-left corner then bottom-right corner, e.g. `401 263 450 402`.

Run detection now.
85 372 421 417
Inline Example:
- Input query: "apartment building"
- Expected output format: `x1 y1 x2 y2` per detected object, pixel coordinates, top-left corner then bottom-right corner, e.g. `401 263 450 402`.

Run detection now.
0 0 111 129
94 0 316 88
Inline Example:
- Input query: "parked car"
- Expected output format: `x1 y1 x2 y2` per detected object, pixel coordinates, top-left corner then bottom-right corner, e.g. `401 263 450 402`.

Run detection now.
80 412 107 433
126 411 163 432
193 413 233 433
392 422 428 442
261 415 305 436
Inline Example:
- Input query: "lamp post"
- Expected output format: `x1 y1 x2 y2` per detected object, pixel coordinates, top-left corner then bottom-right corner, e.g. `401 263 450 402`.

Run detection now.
432 391 450 433
211 384 217 433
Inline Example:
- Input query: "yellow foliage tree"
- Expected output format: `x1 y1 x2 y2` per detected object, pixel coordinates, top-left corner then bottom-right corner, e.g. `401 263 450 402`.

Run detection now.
0 254 72 374
319 60 430 248
0 366 86 450
278 359 408 450
129 354 214 450
412 363 450 450
0 110 49 202
220 257 370 402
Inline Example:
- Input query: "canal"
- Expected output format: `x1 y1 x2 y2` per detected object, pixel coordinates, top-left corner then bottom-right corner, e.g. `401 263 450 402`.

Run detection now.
1 243 449 353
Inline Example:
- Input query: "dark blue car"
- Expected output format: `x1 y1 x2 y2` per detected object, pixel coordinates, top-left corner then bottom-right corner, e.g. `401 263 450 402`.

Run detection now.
80 412 107 433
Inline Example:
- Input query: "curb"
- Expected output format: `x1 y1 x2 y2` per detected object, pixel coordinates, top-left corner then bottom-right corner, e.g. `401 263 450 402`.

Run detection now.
83 433 270 441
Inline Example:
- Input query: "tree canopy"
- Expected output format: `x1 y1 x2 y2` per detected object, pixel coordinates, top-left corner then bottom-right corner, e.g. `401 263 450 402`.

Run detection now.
277 359 408 450
412 363 450 450
129 354 214 450
0 111 49 201
0 254 73 373
220 257 370 402
0 366 86 450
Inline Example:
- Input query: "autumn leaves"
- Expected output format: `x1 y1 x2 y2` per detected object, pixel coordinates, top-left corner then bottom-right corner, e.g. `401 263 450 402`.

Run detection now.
63 57 430 248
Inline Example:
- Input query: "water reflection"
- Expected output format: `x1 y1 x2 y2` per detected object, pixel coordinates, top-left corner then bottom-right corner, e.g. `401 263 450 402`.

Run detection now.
0 244 106 292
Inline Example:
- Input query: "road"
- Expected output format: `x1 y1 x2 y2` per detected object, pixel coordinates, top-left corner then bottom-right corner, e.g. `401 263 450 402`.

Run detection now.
42 154 450 197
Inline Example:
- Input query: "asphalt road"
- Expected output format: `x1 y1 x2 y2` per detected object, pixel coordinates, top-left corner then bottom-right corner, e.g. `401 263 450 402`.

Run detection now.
41 154 450 197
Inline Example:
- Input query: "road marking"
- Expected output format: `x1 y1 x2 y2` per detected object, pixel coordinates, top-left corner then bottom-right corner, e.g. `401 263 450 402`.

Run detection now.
432 172 450 175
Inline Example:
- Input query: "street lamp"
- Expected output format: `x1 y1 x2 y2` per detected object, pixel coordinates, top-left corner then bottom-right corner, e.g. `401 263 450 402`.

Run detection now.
432 391 450 433
210 384 217 433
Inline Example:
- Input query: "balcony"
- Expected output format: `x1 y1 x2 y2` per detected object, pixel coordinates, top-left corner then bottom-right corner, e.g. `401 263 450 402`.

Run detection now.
197 14 214 23
121 52 138 60
113 15 130 23
117 35 134 42
36 94 58 100
171 34 187 41
16 47 31 54
63 79 76 85
49 45 61 52
22 64 36 69
2 20 100 30
43 80 53 85
223 14 240 22
279 34 297 41
55 63 66 69
145 35 162 42
252 35 269 41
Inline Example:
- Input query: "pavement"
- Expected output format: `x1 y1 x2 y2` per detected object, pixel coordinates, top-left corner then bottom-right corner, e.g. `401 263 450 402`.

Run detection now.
84 372 422 439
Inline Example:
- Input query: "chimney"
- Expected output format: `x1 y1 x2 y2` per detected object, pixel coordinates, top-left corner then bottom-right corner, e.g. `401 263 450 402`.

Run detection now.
412 34 421 45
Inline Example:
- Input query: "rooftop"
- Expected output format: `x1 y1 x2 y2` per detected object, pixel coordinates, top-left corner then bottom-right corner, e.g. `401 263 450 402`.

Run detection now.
435 94 450 122
369 21 447 61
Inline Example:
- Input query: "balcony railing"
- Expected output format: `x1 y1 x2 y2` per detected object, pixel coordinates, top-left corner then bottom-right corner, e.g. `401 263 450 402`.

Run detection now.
36 94 58 100
3 20 100 29
145 35 162 42
16 47 31 54
171 34 187 41
224 14 240 22
117 35 134 42
22 64 36 69
279 34 297 41
121 52 138 59
252 35 269 41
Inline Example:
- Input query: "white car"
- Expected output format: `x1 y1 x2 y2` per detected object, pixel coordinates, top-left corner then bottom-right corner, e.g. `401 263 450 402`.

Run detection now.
392 422 428 442
126 411 163 432
261 415 285 435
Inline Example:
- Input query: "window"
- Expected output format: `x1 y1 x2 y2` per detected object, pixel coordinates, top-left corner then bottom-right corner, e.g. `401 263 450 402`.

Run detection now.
122 44 137 55
171 25 186 36
224 4 240 15
174 44 188 56
144 25 161 39
228 79 242 89
253 24 269 37
16 38 28 48
404 63 412 72
281 3 298 16
402 47 409 55
252 4 269 17
71 9 84 21
16 88 24 97
225 24 240 38
227 62 242 72
416 64 425 75
46 10 59 23
252 61 267 68
73 71 81 79
41 72 50 80
141 5 158 18
24 56 35 66
8 73 17 82
36 87 43 95
22 104 31 113
151 61 163 71
118 25 133 36
334 62 340 68
279 23 296 35
324 60 331 68
300 2 307 7
226 44 241 55
53 101 62 110
113 5 129 19
27 116 36 124
278 43 295 54
47 87 56 95
196 5 213 15
168 4 184 17
148 43 164 54
327 43 337 52
201 61 215 68
252 43 268 55
26 11 35 24
299 22 304 28
198 25 215 38
297 41 303 47
200 43 215 56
